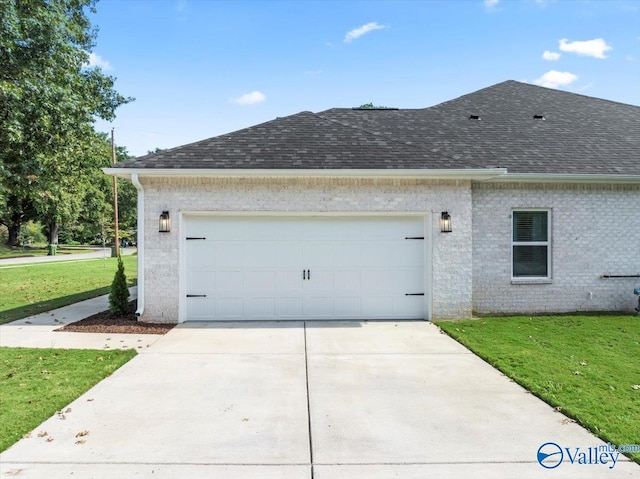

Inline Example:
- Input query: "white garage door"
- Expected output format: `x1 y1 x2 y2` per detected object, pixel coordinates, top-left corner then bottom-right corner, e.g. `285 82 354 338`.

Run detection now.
184 216 426 321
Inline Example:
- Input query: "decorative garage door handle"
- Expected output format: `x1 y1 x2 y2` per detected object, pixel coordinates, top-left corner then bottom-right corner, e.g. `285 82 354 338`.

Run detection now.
186 294 207 298
302 269 311 280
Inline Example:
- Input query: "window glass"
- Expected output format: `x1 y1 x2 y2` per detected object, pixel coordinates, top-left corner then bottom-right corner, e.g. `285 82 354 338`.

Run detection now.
512 210 550 278
513 211 548 242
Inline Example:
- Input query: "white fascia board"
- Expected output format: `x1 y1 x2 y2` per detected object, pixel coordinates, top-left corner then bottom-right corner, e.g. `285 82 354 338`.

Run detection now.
102 167 508 180
488 173 640 184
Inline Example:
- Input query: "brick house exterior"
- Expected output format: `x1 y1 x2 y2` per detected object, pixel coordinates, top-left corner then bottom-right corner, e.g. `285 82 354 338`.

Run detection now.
106 81 640 323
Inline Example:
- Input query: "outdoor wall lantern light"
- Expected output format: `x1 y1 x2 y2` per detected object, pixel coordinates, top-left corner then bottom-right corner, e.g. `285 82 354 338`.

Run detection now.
159 211 170 233
440 211 452 233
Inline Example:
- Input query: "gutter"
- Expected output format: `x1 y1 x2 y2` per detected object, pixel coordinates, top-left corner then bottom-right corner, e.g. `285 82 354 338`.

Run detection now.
102 167 509 180
130 173 145 317
486 173 640 184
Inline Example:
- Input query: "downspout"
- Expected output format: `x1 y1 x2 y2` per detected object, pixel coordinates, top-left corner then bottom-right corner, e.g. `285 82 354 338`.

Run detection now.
131 173 145 317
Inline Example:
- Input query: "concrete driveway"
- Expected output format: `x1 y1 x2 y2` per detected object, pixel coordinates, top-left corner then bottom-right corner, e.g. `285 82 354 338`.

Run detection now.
1 321 639 478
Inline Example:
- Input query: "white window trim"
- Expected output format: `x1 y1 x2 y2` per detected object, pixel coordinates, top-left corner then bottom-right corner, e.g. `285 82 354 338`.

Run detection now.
511 208 552 282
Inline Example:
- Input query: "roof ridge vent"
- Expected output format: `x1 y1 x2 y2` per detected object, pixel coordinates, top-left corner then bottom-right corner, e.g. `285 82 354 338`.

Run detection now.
533 114 545 120
468 114 481 120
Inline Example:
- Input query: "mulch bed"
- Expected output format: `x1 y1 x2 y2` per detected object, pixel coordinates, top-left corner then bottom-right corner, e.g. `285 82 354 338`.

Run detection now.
56 300 175 335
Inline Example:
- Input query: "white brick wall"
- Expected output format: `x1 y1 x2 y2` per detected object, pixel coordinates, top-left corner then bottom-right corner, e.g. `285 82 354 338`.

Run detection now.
472 183 640 314
139 176 473 322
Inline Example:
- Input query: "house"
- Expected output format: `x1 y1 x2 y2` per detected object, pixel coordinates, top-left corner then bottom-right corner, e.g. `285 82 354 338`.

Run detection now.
105 80 640 323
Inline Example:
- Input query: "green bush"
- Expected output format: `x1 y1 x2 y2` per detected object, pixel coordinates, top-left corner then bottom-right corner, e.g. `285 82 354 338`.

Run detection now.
108 256 130 315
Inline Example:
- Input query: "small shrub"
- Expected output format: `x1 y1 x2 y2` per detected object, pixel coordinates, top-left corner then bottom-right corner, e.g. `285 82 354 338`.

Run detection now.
109 257 130 316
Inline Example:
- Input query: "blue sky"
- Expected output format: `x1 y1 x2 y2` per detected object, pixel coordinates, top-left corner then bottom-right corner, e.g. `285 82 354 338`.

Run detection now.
90 0 640 157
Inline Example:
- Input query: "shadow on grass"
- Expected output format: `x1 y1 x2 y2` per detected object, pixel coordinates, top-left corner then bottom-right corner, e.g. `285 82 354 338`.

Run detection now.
0 281 136 325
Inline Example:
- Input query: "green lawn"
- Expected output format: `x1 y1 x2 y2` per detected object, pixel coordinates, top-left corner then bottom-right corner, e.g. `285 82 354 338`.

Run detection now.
0 256 137 324
0 244 94 259
436 315 640 463
0 347 136 452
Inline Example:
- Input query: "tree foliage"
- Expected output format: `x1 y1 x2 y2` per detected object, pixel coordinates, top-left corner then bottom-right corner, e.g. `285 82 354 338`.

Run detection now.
109 256 130 316
0 0 132 245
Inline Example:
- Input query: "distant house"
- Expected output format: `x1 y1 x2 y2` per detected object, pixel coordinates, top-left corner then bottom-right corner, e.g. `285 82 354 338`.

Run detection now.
105 80 640 323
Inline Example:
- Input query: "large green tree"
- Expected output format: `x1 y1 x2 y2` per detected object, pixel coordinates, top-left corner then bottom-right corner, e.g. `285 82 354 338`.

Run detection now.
0 0 131 245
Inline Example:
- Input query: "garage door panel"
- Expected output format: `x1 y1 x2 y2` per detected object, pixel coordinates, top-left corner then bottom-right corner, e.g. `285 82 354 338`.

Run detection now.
217 298 243 318
244 242 276 267
214 243 244 267
187 297 216 320
185 216 426 321
304 242 334 266
304 297 334 317
274 243 303 266
245 271 276 290
333 297 361 317
186 242 212 268
276 297 304 317
333 270 361 290
215 271 244 290
333 243 363 267
246 298 276 318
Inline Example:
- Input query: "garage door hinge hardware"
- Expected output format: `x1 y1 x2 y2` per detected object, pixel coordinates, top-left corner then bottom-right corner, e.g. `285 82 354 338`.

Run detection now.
186 294 207 298
405 293 425 296
405 236 424 240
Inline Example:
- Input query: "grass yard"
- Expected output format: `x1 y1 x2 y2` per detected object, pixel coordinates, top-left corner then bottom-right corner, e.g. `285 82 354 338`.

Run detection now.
0 244 93 259
0 256 137 324
0 347 136 452
436 315 640 463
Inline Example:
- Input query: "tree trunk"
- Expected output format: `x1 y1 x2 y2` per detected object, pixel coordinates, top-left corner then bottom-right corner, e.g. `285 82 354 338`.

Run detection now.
7 224 20 247
47 222 60 245
6 212 22 246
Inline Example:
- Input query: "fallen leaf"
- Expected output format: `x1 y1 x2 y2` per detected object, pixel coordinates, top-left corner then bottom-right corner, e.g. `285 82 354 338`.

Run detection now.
632 385 640 390
46 437 54 442
573 371 581 375
4 468 22 476
22 433 32 439
580 361 587 366
75 439 86 445
65 407 72 413
75 430 89 437
87 398 94 402
242 418 249 422
25 321 32 324
37 431 48 438
96 357 104 362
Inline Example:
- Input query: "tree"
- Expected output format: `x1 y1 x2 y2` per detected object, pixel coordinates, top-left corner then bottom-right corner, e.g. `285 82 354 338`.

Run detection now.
109 256 130 316
0 0 131 245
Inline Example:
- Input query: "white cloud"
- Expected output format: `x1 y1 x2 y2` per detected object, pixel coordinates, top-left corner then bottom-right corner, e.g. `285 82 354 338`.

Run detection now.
559 38 612 59
542 50 561 61
87 53 112 70
230 91 266 105
344 22 387 43
484 0 499 9
533 70 578 89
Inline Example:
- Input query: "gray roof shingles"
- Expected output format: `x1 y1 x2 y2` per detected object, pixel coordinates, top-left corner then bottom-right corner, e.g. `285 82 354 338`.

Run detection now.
116 81 640 175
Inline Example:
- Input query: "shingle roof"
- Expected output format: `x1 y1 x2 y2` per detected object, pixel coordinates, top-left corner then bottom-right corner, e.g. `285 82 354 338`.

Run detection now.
116 80 640 175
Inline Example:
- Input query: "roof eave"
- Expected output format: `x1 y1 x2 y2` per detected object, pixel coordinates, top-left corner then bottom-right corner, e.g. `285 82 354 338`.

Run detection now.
489 173 640 184
102 167 509 180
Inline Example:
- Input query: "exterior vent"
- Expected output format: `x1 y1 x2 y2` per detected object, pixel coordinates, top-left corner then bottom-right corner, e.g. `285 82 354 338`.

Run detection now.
469 114 481 120
533 114 545 120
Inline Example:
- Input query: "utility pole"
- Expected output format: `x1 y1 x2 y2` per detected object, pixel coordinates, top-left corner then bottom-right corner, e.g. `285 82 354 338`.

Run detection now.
112 128 120 258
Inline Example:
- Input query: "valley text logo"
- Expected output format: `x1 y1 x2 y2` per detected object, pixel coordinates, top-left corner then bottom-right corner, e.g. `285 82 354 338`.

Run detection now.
537 442 639 470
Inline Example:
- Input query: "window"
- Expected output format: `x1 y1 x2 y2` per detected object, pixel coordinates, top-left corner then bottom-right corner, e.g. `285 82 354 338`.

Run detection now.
512 210 550 278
